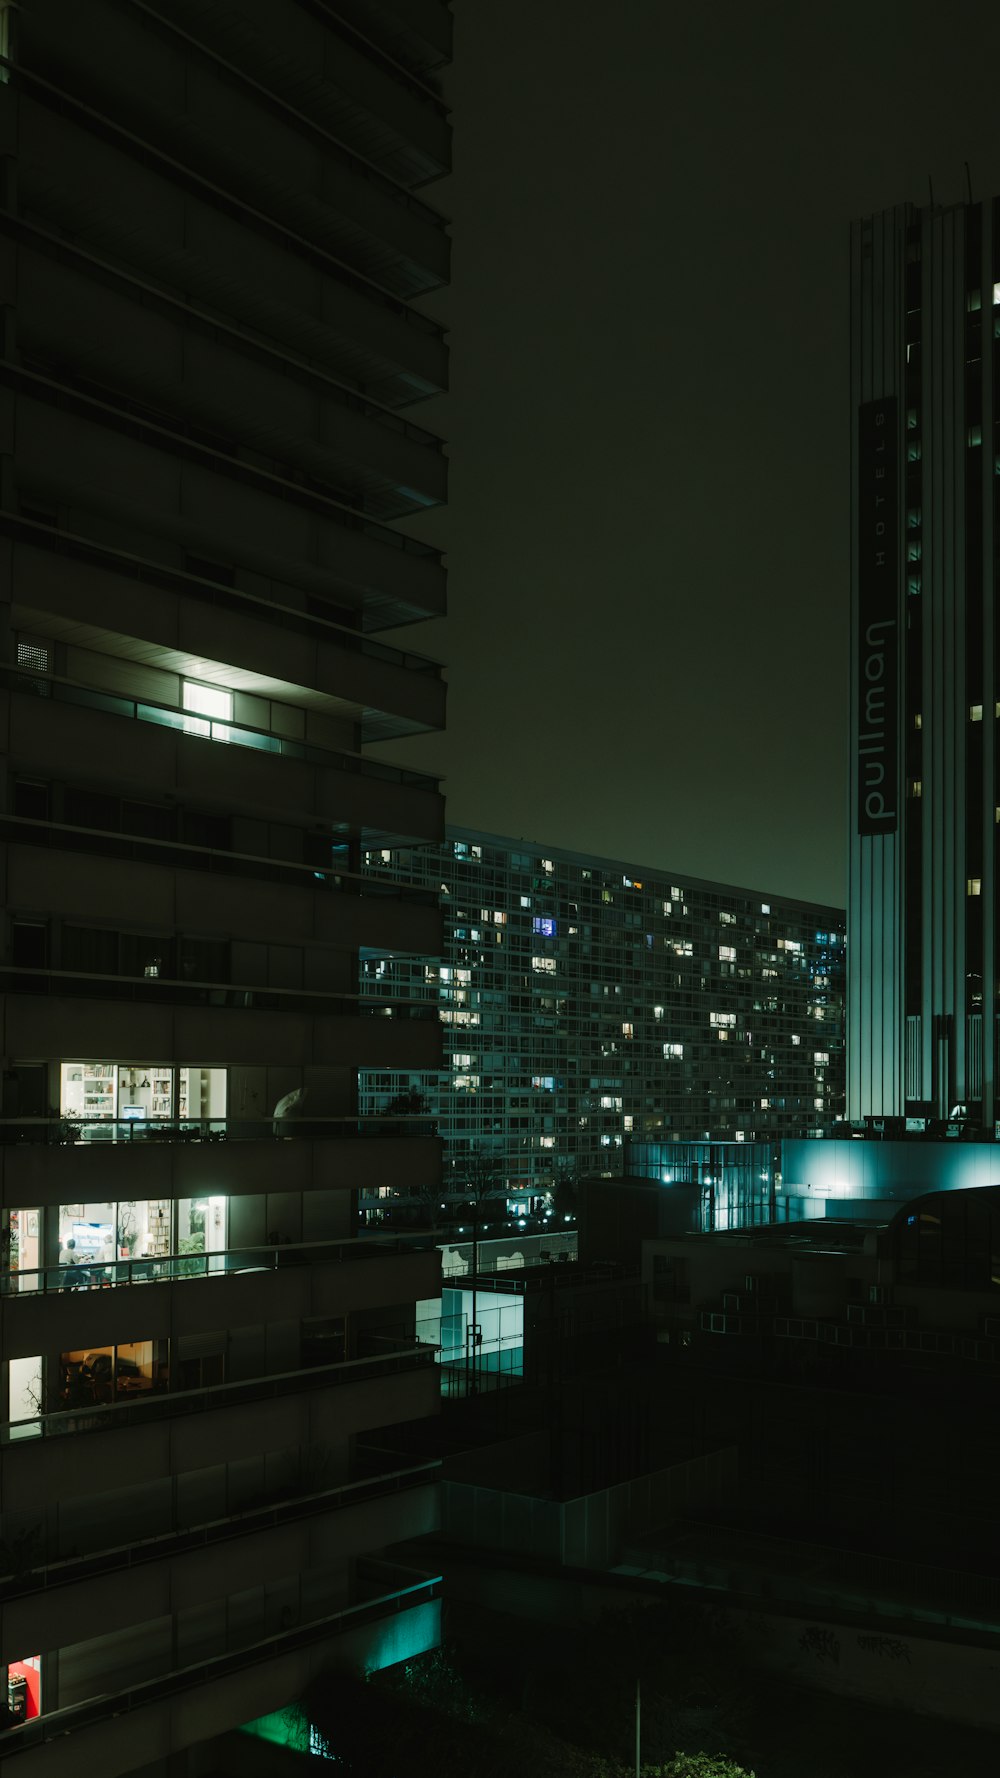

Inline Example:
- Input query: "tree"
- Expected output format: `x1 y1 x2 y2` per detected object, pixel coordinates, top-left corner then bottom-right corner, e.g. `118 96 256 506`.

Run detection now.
455 1147 504 1205
653 1758 756 1778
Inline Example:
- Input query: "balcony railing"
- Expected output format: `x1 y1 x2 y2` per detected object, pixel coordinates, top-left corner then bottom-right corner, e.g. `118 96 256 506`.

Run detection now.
1 813 441 903
0 1575 442 1755
0 963 439 1021
2 1232 441 1295
0 1113 438 1146
2 1345 437 1445
5 665 441 792
0 1460 440 1599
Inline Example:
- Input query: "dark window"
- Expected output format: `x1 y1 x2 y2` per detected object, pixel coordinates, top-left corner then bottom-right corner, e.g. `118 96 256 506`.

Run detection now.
119 932 174 979
11 921 47 968
64 788 119 832
13 780 49 820
179 936 230 982
122 801 175 842
184 554 235 588
181 809 231 852
62 925 118 974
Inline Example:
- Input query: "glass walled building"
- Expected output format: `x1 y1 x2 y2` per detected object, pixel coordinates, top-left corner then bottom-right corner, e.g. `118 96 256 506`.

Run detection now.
0 0 452 1768
360 830 846 1213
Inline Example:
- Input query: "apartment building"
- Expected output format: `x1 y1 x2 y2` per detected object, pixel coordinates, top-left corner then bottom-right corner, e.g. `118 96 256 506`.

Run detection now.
0 0 452 1769
360 829 846 1212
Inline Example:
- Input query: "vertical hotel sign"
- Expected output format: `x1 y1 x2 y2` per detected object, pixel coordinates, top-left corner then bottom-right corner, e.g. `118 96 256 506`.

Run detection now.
857 397 898 834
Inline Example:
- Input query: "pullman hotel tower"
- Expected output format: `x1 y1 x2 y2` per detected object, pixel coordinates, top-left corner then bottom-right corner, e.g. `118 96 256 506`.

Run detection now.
850 196 1000 1128
0 0 451 1770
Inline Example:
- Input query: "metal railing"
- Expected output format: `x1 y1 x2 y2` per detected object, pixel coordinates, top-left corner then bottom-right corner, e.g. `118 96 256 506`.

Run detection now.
5 665 441 792
0 1576 442 1754
0 1112 439 1146
0 813 440 902
2 1232 441 1296
2 1345 436 1445
0 1460 440 1599
0 963 439 1020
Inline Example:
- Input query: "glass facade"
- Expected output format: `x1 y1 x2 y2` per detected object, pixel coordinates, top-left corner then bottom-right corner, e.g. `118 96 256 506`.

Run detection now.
360 830 846 1212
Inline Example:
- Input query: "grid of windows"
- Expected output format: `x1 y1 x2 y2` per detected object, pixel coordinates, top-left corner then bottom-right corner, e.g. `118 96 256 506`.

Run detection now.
360 831 846 1205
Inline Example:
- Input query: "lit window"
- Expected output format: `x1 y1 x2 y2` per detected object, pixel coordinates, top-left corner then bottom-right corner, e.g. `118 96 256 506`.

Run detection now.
968 424 983 448
814 1051 829 1064
968 877 982 896
17 638 50 674
653 1004 664 1021
909 779 922 798
791 1034 801 1046
761 903 770 915
541 859 554 876
970 704 983 722
623 1115 633 1132
671 886 681 901
663 1042 684 1059
709 1012 736 1028
914 713 922 729
532 916 556 937
994 282 1000 306
760 1097 770 1109
719 945 736 962
182 680 233 722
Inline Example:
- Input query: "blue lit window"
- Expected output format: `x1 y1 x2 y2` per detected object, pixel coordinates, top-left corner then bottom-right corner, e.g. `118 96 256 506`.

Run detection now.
533 916 556 938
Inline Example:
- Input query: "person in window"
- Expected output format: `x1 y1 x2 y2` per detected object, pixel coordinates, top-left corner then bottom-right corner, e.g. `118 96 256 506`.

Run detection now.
60 1238 90 1290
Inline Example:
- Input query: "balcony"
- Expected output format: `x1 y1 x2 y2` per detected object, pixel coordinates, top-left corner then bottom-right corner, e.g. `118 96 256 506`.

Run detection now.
0 1576 441 1778
1 966 443 1076
1 1231 442 1301
8 676 444 843
0 1119 441 1205
14 92 448 403
2 1344 437 1447
4 830 443 957
10 523 447 732
0 1460 440 1672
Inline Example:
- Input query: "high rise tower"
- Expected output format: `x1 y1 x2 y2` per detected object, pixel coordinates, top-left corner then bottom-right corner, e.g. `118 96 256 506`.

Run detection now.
850 197 998 1126
0 0 451 1768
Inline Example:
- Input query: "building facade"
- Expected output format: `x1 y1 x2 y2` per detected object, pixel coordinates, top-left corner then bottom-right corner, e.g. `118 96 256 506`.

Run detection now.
0 0 451 1768
360 830 846 1209
850 196 1000 1126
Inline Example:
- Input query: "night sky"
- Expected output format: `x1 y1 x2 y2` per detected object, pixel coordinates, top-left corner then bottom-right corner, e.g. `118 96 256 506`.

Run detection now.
371 0 1000 908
